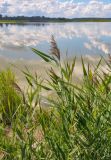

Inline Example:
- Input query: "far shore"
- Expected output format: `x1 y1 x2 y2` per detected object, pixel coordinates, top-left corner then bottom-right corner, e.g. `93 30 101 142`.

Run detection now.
0 19 111 24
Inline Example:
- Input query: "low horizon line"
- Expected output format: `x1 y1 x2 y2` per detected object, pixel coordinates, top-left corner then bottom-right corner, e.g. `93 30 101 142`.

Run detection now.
0 15 111 19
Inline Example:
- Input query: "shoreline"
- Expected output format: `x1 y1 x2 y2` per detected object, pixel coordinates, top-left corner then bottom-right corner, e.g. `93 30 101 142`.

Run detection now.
0 20 111 24
0 55 107 89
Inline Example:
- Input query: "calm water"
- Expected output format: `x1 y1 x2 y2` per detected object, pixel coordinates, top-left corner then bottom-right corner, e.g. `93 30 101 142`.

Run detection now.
0 22 111 60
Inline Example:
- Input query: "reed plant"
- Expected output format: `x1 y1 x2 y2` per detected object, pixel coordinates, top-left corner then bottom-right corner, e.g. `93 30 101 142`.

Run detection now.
0 37 111 159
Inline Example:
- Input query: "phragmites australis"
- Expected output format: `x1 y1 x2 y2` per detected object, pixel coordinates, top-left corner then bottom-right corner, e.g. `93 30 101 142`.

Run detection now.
11 81 26 104
50 35 60 61
108 54 111 63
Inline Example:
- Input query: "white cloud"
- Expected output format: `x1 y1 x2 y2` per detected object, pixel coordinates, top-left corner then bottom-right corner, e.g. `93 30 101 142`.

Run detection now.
0 0 111 17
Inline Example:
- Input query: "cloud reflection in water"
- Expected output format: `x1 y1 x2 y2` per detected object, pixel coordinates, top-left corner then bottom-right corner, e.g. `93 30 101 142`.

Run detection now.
0 22 111 59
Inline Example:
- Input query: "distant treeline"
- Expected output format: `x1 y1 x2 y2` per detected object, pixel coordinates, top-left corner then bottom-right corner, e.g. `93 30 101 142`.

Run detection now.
0 15 68 22
0 14 111 22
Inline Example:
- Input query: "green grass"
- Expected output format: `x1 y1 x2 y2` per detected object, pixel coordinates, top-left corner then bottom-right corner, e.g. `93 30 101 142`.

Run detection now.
0 20 27 24
0 39 111 159
0 18 111 24
0 69 22 125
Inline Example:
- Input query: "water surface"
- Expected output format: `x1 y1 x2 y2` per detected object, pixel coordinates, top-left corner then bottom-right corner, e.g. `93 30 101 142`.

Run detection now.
0 22 111 60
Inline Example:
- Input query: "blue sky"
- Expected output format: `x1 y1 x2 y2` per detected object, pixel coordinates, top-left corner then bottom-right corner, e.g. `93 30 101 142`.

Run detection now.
0 0 111 17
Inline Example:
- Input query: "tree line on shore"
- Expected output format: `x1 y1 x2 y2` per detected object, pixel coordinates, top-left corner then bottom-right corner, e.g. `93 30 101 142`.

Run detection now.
0 14 111 22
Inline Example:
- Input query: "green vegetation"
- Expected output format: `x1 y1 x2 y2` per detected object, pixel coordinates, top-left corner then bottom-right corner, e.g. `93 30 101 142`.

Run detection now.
0 17 111 24
0 38 111 159
0 20 27 24
0 69 22 125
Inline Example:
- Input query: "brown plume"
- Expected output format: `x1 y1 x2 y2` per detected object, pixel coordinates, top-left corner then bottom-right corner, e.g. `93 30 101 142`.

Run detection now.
50 35 60 60
108 54 111 63
11 81 26 104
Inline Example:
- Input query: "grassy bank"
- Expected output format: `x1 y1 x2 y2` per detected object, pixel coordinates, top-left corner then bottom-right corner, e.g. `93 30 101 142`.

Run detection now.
0 38 111 159
0 20 27 24
0 18 111 24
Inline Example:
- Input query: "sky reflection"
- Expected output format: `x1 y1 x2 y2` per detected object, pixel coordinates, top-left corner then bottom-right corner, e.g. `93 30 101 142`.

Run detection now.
0 22 111 59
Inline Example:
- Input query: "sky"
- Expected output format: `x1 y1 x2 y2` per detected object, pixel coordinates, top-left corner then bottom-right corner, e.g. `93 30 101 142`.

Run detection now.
0 0 111 18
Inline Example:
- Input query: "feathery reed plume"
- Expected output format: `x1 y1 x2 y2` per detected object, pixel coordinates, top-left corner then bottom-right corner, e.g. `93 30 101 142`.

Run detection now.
50 35 60 60
11 81 26 104
108 54 111 63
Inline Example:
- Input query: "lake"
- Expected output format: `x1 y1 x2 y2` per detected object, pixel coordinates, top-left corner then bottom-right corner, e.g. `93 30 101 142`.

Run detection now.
0 22 111 60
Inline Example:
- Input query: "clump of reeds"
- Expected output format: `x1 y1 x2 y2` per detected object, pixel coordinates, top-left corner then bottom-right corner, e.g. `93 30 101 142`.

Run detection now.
0 37 111 159
30 37 111 159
